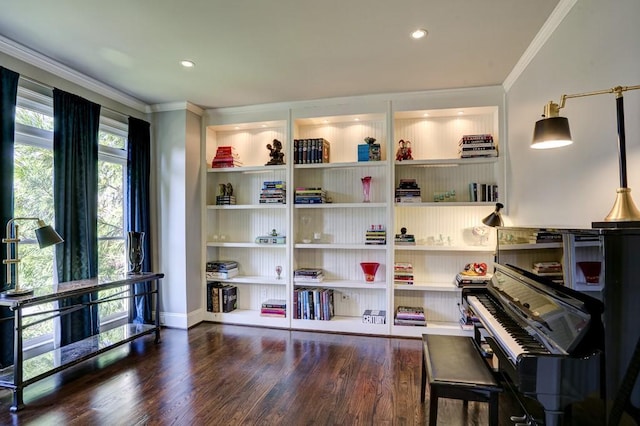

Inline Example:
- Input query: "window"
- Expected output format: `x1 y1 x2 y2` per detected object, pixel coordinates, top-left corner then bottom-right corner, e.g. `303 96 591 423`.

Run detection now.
13 84 130 346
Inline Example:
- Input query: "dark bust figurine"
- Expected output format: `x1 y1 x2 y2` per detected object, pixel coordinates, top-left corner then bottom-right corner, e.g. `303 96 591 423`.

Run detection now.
266 139 285 165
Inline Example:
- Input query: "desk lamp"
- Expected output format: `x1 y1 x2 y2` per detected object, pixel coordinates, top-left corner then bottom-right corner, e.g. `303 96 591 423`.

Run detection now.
2 218 64 296
532 85 640 227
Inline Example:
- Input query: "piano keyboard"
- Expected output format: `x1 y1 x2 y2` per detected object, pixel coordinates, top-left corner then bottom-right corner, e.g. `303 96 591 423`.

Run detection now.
467 294 549 364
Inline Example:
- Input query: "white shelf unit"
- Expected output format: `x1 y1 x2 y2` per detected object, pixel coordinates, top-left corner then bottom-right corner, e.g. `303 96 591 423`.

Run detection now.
390 105 503 337
201 89 506 337
496 227 605 297
291 109 392 332
203 118 290 327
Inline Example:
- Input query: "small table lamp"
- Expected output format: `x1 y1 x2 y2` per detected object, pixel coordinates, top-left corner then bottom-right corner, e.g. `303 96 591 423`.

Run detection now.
2 217 64 296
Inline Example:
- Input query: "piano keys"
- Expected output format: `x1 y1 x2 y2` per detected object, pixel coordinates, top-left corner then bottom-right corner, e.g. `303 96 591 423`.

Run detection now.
464 263 604 426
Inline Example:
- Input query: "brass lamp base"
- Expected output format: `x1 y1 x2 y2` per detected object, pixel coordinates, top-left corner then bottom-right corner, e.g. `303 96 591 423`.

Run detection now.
593 187 640 228
1 287 34 297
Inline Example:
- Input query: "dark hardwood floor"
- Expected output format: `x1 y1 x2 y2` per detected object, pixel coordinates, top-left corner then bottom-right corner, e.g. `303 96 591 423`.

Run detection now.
0 323 618 425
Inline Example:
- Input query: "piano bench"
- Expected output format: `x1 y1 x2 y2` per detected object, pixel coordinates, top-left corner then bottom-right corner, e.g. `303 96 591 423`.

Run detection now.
421 334 501 426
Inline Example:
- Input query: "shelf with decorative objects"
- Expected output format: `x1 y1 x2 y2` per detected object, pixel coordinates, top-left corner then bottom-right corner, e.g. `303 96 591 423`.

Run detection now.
201 87 506 337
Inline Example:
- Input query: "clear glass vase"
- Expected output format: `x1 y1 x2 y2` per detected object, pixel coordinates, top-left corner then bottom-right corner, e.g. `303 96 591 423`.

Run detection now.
128 231 145 274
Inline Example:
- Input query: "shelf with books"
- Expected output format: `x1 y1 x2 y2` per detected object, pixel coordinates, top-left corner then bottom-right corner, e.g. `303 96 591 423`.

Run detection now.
393 245 494 252
294 243 386 250
293 280 387 290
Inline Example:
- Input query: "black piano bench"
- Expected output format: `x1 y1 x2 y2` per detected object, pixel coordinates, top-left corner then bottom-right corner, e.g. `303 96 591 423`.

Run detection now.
421 334 502 426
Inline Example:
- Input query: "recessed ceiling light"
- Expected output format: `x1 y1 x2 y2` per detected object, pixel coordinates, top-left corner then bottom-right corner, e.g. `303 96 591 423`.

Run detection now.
411 29 428 40
180 60 195 68
458 111 464 115
423 113 430 117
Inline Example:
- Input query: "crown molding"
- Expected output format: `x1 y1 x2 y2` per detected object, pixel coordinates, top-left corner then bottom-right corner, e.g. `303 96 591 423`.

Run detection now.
502 0 578 92
150 101 204 116
0 34 149 113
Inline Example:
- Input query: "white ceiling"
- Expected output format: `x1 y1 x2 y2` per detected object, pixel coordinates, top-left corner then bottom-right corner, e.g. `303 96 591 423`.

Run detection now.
0 0 560 110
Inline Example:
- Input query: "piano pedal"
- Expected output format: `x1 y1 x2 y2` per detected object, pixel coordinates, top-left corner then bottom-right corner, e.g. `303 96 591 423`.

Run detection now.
510 414 538 426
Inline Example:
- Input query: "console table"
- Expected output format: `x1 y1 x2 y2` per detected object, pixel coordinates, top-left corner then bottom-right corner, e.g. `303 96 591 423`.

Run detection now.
0 272 163 412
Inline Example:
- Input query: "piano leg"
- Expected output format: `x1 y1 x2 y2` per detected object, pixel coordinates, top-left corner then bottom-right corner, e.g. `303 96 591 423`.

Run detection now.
543 409 564 426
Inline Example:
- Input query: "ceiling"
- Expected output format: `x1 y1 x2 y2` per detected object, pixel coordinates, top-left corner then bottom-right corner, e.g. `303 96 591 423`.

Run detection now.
0 0 561 110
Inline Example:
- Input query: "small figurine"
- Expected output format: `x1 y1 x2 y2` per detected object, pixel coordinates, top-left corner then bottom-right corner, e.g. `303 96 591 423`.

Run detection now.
225 182 233 196
265 139 285 165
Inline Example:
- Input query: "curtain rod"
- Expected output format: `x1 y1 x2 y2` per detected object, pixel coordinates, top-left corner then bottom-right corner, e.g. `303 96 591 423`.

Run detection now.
18 75 131 121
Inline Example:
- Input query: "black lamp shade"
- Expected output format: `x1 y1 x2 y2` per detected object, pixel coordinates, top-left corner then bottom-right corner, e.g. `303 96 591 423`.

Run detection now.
532 116 573 149
34 224 64 248
482 203 504 227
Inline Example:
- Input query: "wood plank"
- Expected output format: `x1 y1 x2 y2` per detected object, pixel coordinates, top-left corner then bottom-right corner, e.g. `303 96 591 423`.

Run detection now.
0 323 611 424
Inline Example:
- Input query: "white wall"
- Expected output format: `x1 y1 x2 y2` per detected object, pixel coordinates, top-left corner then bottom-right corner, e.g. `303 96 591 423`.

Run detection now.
154 110 189 327
506 0 640 228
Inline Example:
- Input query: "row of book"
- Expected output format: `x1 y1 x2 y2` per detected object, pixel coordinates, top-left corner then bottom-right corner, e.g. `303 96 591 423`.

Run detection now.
293 138 330 164
206 260 239 280
260 180 286 204
295 187 327 204
394 262 414 285
532 261 563 277
395 232 416 245
293 287 334 320
205 282 238 313
294 268 324 283
216 195 236 205
455 272 492 287
365 225 386 245
395 179 422 204
394 306 426 326
211 146 243 168
529 231 562 244
469 183 499 202
458 134 498 159
261 299 286 318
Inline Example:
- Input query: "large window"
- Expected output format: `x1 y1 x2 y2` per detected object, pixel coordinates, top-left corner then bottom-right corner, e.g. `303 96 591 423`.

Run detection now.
13 84 129 345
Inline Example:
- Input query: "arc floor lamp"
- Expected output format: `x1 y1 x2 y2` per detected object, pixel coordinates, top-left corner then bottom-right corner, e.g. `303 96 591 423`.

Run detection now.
532 84 640 227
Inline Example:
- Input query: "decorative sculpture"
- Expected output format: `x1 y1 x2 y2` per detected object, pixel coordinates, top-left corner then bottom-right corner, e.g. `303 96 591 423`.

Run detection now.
265 139 285 165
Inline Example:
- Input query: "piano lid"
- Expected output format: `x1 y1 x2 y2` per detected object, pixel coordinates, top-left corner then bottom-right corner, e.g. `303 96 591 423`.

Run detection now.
489 264 599 355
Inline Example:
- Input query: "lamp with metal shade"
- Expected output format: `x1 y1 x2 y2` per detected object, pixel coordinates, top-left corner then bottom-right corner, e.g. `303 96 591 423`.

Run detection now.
482 203 504 228
531 85 640 226
2 218 64 296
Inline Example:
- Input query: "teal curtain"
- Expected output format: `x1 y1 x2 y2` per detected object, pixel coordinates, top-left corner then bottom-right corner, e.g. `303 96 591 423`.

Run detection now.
53 89 101 346
0 67 19 368
127 116 153 324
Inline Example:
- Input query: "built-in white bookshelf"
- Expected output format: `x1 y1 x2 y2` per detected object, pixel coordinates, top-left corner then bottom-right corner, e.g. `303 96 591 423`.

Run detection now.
201 88 506 337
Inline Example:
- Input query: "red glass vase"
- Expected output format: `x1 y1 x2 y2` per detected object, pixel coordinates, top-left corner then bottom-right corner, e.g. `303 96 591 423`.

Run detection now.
360 262 380 283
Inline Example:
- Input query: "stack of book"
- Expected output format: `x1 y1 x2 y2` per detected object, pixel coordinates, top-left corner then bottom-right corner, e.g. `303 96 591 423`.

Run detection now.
362 309 386 324
206 260 239 280
260 180 286 204
395 232 416 246
532 261 563 283
458 134 498 158
293 287 334 320
394 306 426 326
395 179 421 203
293 138 330 164
205 282 238 313
295 187 327 204
211 146 242 168
468 183 499 202
293 268 324 283
455 272 492 287
216 194 236 205
529 231 563 244
365 225 386 245
394 262 414 285
260 299 286 318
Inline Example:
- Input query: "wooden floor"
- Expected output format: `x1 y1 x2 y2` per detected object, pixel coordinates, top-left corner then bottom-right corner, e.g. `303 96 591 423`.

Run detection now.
0 323 616 425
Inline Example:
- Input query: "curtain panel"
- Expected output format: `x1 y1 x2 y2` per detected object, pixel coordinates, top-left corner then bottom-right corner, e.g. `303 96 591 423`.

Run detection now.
53 89 101 345
0 67 20 368
127 116 153 324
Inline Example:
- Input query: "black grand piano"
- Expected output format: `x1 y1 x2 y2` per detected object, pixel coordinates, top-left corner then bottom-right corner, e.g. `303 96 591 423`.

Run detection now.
464 263 605 425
